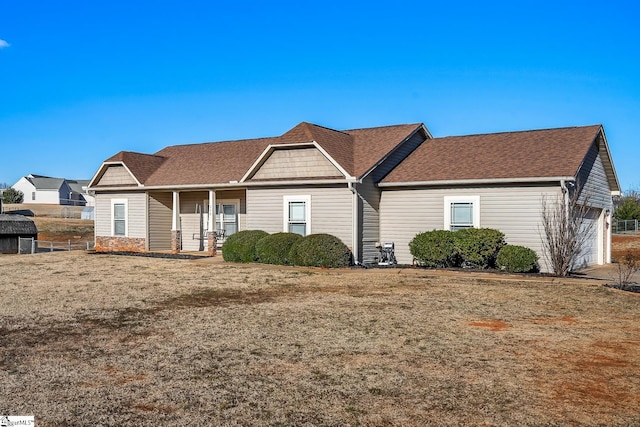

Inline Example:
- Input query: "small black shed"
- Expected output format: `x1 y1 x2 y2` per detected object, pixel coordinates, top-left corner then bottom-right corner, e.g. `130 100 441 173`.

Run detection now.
0 214 38 254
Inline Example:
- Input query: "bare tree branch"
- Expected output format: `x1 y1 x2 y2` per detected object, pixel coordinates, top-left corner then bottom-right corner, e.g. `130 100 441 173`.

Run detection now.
612 251 640 287
540 185 597 276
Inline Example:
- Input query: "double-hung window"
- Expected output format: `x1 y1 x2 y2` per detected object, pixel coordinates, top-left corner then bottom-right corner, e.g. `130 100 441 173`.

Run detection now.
112 199 128 236
283 195 311 236
444 196 479 231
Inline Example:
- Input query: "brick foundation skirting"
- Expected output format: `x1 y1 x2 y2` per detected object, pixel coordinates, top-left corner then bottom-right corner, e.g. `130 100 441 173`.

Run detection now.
171 230 182 254
96 236 146 253
207 231 217 256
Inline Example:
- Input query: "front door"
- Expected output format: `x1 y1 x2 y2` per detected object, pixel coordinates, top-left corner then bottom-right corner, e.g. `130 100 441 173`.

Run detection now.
215 200 239 242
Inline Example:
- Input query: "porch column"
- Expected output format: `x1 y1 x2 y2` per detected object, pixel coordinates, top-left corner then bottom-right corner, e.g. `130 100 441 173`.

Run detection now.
171 191 181 253
207 190 217 256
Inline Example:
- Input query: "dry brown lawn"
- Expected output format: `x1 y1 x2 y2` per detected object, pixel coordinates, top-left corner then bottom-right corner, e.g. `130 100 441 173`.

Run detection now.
1 252 639 426
612 233 640 261
32 217 94 243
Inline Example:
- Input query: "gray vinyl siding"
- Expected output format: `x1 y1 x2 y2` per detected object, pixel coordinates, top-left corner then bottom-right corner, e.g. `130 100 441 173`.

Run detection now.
577 143 613 210
96 165 138 186
246 186 353 248
95 195 110 237
356 176 380 264
148 192 172 251
573 144 612 268
179 192 209 214
59 182 73 205
354 128 427 265
251 148 342 180
379 185 563 272
94 192 147 239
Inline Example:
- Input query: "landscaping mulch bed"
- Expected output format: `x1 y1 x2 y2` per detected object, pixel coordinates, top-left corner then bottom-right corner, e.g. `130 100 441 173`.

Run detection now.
92 250 206 260
605 282 640 293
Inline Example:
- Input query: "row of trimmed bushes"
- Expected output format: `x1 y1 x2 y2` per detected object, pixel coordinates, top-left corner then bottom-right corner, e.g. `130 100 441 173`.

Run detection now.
223 228 538 272
409 228 539 273
222 230 352 268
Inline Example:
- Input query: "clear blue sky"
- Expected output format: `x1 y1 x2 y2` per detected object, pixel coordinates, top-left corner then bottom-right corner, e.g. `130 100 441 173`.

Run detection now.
1 0 638 190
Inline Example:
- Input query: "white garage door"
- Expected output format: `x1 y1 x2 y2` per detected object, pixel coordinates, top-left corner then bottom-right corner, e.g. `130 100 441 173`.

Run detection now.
573 208 601 269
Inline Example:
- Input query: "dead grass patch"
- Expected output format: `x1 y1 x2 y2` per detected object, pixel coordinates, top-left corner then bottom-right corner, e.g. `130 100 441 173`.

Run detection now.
33 217 94 242
468 320 510 331
0 252 639 426
612 233 640 260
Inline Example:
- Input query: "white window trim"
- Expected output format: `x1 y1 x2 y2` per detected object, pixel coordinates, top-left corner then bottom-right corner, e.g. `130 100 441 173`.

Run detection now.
111 198 128 237
444 195 480 230
283 195 311 235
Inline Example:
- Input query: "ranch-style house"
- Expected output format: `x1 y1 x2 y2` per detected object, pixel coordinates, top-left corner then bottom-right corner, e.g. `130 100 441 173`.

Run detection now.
89 121 620 272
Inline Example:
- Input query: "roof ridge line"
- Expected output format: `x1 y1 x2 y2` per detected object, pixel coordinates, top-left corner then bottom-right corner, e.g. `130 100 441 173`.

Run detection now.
160 136 280 150
434 124 602 139
120 150 166 158
299 121 351 137
345 123 421 132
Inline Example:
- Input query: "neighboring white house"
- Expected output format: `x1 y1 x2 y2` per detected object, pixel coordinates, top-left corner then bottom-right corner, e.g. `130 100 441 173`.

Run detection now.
12 174 92 205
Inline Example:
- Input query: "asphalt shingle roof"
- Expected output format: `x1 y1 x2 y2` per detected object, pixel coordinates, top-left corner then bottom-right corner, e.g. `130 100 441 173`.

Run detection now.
381 125 603 183
148 137 277 186
95 122 424 186
105 151 167 185
0 214 38 235
67 180 90 194
93 122 609 189
28 176 65 190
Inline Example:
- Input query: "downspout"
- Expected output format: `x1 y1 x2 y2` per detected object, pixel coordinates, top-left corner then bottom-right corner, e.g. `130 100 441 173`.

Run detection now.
348 182 360 266
560 178 569 219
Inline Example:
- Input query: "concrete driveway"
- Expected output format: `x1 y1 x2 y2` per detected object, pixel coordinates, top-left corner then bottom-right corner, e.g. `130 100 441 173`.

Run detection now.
577 263 640 284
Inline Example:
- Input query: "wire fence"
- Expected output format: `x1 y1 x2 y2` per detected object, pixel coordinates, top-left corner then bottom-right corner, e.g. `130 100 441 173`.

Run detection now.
18 237 95 254
1 205 93 219
59 198 90 206
612 219 639 234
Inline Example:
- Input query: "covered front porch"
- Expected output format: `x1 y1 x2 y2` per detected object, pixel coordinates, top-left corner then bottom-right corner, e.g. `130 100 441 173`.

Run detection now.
147 188 246 255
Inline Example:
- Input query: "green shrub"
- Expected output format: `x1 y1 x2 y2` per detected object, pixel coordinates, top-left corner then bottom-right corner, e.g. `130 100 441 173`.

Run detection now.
255 232 303 265
222 230 269 263
409 230 458 268
453 228 505 269
289 233 352 268
2 188 23 204
496 245 539 273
